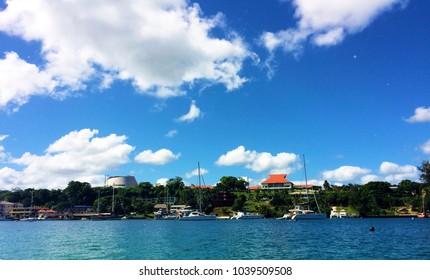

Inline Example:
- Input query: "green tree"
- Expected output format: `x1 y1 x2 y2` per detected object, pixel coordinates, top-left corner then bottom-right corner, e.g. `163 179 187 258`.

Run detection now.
64 181 96 207
232 194 247 211
418 160 430 185
323 180 331 190
215 176 247 192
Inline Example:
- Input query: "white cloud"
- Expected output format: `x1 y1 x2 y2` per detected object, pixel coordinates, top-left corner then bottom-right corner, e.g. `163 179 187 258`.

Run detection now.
165 130 179 138
261 0 407 55
0 0 251 110
0 146 8 162
322 166 371 182
156 178 169 186
0 129 135 189
405 106 430 123
322 162 419 185
185 167 208 179
216 146 299 173
0 52 57 112
134 149 180 165
177 100 201 122
379 161 419 183
361 174 380 184
421 139 430 155
0 135 10 162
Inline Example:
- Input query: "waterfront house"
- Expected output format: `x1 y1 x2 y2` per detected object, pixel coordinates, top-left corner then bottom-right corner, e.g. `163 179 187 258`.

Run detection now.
37 209 61 220
261 174 294 190
0 201 23 218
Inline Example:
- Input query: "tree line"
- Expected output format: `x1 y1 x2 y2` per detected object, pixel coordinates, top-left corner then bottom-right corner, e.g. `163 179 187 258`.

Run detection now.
1 161 429 218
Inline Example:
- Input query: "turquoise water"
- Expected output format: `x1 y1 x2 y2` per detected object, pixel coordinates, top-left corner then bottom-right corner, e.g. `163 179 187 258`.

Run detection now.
0 218 429 260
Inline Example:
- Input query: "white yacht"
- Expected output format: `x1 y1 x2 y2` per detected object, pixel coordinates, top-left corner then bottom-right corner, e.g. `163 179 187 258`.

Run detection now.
290 205 326 220
180 211 217 220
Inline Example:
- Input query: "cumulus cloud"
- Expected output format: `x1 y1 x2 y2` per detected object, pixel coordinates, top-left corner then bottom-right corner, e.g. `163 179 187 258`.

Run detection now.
0 0 251 110
0 52 57 112
379 161 419 183
177 100 201 122
322 166 371 182
405 106 430 123
134 149 180 165
215 146 299 173
360 174 381 184
261 0 407 56
322 161 419 185
0 129 135 189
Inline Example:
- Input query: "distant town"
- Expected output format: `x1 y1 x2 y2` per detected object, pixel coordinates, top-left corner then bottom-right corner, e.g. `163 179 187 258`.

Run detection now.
1 160 429 221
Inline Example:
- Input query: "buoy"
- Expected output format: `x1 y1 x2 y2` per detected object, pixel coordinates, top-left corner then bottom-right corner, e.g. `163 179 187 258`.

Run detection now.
369 226 375 231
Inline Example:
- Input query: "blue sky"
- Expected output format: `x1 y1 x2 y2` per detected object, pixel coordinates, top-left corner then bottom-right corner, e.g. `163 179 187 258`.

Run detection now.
0 0 429 190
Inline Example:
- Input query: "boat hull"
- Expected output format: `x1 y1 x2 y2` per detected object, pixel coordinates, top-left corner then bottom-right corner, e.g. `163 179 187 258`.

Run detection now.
292 213 327 220
179 215 217 221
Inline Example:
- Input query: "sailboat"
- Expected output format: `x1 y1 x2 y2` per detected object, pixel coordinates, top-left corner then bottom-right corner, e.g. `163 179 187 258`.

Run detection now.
417 188 428 218
20 191 37 222
179 163 217 221
289 155 326 220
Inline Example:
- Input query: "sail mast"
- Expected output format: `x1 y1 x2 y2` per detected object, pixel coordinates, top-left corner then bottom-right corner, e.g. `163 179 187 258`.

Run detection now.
198 162 202 213
303 154 310 205
303 154 321 213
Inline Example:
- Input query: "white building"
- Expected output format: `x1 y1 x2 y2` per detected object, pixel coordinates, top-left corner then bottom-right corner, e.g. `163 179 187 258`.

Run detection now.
106 176 138 188
0 201 23 217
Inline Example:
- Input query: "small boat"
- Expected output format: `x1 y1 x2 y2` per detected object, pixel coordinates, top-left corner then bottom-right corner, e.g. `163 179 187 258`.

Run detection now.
231 211 263 219
276 213 292 220
330 208 348 219
154 210 177 220
180 211 217 220
20 217 38 222
340 209 348 218
290 205 326 220
330 209 339 219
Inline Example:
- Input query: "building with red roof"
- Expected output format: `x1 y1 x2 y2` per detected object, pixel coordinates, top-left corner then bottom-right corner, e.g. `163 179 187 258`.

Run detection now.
261 174 293 190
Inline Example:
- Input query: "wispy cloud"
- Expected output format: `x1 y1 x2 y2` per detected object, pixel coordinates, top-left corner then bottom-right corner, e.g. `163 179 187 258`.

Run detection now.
260 0 408 73
177 100 201 122
165 130 179 138
420 139 430 155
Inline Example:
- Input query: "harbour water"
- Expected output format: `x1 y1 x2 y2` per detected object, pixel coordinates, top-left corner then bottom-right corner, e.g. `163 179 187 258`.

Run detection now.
1 218 429 260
